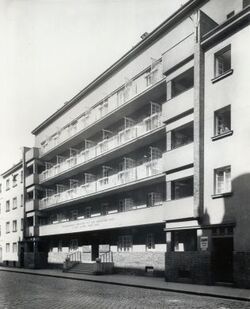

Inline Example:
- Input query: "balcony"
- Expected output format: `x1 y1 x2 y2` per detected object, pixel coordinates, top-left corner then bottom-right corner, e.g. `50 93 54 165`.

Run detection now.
25 226 35 237
39 203 165 236
39 62 165 160
162 33 194 75
39 158 163 210
26 199 39 212
162 88 193 123
25 147 39 163
25 174 39 188
39 113 164 183
163 143 193 172
164 196 194 221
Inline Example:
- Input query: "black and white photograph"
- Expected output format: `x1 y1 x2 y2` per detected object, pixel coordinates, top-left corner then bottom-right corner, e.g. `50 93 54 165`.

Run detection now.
0 0 250 308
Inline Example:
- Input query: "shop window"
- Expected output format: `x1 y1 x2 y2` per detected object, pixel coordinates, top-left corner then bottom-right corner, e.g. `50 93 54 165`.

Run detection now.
171 122 193 150
171 177 193 200
146 233 155 250
69 239 78 251
168 67 194 99
172 230 197 252
214 106 231 136
214 45 231 77
118 235 132 252
214 166 231 195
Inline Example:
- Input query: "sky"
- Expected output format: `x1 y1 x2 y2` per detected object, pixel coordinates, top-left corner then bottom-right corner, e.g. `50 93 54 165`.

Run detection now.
0 0 188 174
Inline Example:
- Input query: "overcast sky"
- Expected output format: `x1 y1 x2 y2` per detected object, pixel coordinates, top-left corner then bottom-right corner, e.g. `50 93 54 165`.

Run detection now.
0 0 188 174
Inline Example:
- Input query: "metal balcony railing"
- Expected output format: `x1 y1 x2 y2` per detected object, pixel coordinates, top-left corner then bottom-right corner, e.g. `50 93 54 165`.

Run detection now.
39 62 163 156
39 158 163 210
39 112 163 183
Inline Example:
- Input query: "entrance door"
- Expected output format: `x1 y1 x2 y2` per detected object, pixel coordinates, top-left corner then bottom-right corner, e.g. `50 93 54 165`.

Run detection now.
212 237 233 283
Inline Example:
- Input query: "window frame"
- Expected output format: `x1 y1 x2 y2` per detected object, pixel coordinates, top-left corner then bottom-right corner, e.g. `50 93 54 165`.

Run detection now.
212 105 233 140
213 45 233 82
214 165 232 197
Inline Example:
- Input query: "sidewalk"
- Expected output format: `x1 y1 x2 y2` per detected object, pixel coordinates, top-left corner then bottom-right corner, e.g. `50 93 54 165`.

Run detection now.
0 266 249 302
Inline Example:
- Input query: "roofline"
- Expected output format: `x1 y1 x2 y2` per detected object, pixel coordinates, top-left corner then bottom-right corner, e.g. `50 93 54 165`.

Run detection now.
32 0 206 135
1 161 23 178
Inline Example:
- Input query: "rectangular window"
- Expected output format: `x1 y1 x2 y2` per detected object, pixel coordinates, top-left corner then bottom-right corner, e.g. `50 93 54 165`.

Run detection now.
6 179 10 191
12 174 18 187
21 219 24 231
6 243 10 253
20 194 23 207
20 171 24 183
0 183 2 193
215 45 231 77
6 200 10 212
13 243 17 253
118 235 132 252
170 122 194 150
214 105 231 136
226 11 235 19
215 166 231 195
12 220 17 232
146 233 155 250
171 177 193 200
6 222 10 233
12 197 17 209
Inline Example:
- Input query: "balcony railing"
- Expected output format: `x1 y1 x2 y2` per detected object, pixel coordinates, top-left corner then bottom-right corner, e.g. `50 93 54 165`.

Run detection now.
39 158 163 210
39 113 163 183
39 62 163 156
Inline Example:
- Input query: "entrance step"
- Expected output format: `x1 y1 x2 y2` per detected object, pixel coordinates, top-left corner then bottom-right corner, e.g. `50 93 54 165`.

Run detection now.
66 262 97 275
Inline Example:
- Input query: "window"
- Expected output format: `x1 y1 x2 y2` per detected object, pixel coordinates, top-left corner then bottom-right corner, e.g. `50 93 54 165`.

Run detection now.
214 166 231 195
20 194 23 207
214 106 231 136
171 177 193 200
118 235 132 252
147 192 162 207
170 122 193 150
69 239 78 251
6 243 10 253
12 174 18 187
12 197 17 209
6 179 10 190
12 220 17 232
6 222 10 233
215 45 231 77
226 11 235 19
21 219 24 231
20 171 23 183
6 200 10 212
172 230 197 252
146 233 155 250
0 183 2 193
13 243 17 253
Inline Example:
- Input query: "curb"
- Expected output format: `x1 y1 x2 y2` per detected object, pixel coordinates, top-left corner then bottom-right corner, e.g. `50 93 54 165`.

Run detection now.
0 268 249 302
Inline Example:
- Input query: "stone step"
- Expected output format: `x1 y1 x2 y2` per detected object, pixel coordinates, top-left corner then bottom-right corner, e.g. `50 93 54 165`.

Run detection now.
66 262 97 275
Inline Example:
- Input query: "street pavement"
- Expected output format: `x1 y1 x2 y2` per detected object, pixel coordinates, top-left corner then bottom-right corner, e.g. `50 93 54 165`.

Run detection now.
0 270 249 308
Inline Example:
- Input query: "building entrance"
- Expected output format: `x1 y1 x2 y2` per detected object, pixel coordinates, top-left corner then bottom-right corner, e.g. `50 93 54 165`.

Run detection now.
212 237 233 283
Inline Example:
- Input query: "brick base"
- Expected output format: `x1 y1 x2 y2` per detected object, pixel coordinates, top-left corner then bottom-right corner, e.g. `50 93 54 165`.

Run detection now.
234 252 250 288
113 251 165 277
165 251 212 285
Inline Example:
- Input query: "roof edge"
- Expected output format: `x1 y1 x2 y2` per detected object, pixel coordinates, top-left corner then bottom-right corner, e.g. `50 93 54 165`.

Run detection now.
1 161 23 178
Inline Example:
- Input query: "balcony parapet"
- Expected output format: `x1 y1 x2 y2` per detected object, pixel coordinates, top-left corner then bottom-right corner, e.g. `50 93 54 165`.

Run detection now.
25 199 39 212
39 113 163 183
39 203 164 236
39 62 164 158
164 196 194 221
25 174 39 188
39 158 163 210
163 143 193 172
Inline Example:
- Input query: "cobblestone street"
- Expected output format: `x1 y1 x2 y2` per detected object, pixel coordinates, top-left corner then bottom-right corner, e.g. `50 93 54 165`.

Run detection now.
0 272 249 309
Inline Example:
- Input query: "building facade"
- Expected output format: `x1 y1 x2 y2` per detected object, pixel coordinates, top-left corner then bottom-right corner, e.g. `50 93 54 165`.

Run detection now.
0 162 25 267
2 0 250 288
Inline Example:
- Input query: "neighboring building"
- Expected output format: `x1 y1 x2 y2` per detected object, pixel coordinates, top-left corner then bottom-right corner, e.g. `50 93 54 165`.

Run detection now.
0 162 24 267
2 0 250 287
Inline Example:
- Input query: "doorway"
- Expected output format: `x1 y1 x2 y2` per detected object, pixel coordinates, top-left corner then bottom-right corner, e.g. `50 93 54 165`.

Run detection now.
212 237 233 283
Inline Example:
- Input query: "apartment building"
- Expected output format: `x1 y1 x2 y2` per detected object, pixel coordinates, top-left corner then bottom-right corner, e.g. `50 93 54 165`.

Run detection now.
6 0 248 288
0 162 24 266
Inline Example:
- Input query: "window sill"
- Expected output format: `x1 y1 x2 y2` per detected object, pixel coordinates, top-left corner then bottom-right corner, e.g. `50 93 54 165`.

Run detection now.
211 130 233 141
211 69 233 83
211 192 233 199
